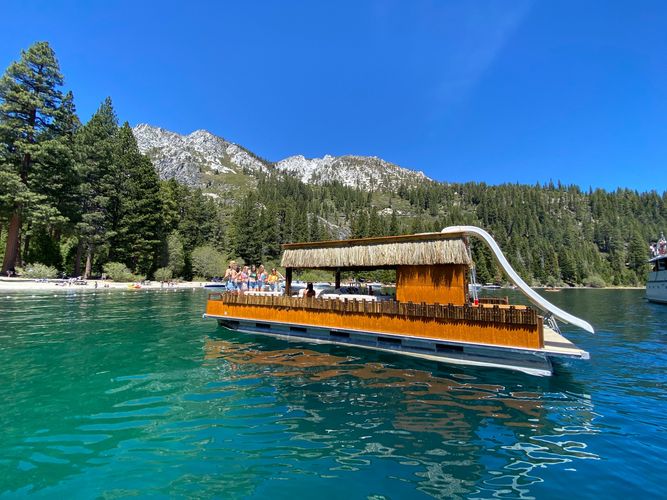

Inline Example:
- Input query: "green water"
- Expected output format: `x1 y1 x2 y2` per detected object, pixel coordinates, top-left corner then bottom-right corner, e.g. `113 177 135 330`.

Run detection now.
0 289 665 498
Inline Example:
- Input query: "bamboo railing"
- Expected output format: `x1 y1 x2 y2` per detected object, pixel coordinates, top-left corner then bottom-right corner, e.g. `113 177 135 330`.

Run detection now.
478 297 509 305
208 292 539 327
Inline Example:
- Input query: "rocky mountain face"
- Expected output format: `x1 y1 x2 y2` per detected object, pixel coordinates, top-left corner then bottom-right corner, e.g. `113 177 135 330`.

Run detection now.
132 124 270 187
274 154 430 191
132 124 431 191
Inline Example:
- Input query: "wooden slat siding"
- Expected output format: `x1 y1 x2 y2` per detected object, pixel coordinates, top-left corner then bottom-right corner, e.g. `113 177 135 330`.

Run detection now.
478 297 509 305
207 297 542 349
396 265 467 306
209 293 541 327
537 316 544 348
207 293 543 349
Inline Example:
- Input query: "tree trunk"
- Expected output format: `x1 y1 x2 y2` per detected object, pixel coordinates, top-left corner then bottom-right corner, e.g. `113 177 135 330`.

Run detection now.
1 209 22 275
84 244 94 279
22 231 31 265
74 239 83 277
16 229 23 267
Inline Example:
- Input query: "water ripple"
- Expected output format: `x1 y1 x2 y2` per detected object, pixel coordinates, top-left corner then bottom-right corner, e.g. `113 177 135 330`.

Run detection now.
0 289 665 498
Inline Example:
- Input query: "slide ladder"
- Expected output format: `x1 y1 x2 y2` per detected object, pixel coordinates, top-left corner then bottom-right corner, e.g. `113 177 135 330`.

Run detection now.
441 226 595 333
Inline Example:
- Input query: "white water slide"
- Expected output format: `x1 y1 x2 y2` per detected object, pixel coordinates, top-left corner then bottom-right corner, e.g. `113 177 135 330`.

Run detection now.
441 226 595 334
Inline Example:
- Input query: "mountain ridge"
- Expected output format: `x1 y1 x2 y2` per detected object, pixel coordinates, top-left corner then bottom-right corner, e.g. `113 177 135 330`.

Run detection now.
132 123 431 191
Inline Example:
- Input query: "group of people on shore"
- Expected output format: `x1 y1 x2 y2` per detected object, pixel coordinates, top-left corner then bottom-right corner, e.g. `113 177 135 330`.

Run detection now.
223 262 284 292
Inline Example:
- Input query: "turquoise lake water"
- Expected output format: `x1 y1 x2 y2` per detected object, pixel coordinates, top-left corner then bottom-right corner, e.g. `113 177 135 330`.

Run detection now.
0 289 665 498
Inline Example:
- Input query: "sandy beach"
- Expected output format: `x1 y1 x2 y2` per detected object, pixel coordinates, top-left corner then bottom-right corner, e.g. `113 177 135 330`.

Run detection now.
0 277 208 292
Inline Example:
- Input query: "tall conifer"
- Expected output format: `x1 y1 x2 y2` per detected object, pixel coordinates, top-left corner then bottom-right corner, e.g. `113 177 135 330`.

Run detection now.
110 123 163 274
0 42 66 273
75 97 119 277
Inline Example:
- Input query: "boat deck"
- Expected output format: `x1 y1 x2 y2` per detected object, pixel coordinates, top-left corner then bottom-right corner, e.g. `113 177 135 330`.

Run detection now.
541 326 589 359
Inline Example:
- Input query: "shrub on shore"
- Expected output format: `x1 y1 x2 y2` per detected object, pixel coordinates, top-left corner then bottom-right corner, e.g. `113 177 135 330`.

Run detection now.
154 267 173 282
17 263 58 279
584 274 606 288
191 246 226 279
103 262 137 282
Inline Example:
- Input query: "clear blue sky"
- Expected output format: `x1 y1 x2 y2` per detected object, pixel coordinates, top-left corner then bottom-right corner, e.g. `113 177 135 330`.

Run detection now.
2 1 666 192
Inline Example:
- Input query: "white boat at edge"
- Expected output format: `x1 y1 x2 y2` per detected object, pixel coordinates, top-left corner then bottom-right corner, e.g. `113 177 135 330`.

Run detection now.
647 255 667 304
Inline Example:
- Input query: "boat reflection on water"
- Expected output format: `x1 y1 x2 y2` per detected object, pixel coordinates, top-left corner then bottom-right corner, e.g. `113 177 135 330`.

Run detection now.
203 331 599 498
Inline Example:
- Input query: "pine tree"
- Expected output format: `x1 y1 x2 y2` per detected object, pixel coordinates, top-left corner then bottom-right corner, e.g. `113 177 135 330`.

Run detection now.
0 42 67 273
111 123 163 275
159 179 186 234
368 209 384 236
24 90 81 263
261 205 280 259
291 206 309 242
178 188 218 251
627 230 648 278
75 97 119 277
351 210 368 238
166 231 185 277
389 209 400 235
309 214 324 241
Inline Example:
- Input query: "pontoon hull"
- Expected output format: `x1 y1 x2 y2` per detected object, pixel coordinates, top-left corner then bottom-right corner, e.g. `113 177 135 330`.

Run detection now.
203 313 587 377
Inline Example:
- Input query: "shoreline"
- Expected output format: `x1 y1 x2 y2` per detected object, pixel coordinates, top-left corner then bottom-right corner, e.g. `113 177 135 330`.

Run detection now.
0 278 207 292
0 277 645 293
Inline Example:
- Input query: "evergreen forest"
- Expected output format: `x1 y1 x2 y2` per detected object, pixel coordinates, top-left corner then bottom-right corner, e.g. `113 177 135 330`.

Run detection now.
1 42 665 286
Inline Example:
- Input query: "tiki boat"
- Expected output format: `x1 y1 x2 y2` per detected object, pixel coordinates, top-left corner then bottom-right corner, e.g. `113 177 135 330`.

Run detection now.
204 226 594 376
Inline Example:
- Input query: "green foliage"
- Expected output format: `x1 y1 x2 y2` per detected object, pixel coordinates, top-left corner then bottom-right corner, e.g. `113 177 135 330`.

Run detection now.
25 227 62 268
103 262 134 282
166 232 185 276
154 267 172 282
231 193 263 264
18 263 58 279
109 123 163 275
296 269 333 283
75 96 119 275
191 245 226 279
584 274 606 288
396 182 666 286
0 41 71 273
627 230 648 276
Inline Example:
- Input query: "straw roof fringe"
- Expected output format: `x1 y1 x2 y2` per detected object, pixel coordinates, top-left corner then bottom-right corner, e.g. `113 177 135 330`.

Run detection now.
281 239 471 269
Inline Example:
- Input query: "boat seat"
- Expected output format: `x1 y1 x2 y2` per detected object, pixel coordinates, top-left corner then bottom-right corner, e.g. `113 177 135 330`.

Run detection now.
320 293 378 301
297 288 326 298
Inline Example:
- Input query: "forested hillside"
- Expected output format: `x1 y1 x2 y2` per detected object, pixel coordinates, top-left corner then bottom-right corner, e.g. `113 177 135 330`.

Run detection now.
1 42 665 285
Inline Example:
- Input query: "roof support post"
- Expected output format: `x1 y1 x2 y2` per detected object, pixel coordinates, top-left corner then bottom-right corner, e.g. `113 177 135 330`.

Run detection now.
335 269 341 289
285 267 292 296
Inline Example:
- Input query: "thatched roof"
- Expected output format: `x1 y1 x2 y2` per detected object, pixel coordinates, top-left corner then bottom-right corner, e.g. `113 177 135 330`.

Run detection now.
281 233 471 269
